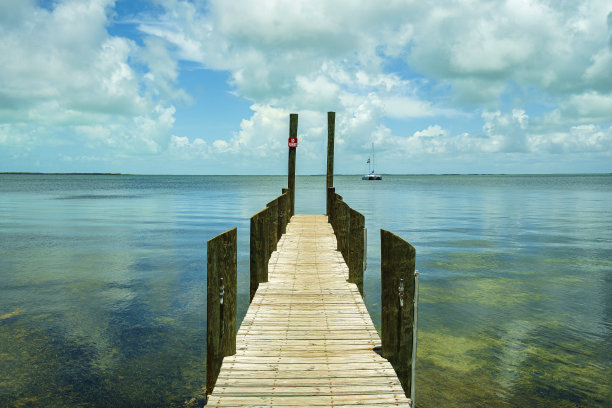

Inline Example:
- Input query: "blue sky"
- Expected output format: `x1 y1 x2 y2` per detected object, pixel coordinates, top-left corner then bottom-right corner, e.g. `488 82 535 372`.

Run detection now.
1 0 611 174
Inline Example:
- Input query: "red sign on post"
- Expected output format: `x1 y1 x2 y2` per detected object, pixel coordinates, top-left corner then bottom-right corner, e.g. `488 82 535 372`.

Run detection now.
288 137 298 147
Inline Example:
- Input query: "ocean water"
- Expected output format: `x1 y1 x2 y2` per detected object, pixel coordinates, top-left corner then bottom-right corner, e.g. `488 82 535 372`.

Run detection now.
0 174 610 407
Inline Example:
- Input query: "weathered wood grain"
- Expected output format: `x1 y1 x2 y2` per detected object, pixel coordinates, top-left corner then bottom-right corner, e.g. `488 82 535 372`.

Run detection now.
206 227 237 395
278 193 288 237
348 207 365 296
326 112 335 216
335 200 350 263
250 208 269 302
327 186 335 220
288 113 297 216
380 229 416 398
282 188 292 219
266 198 279 254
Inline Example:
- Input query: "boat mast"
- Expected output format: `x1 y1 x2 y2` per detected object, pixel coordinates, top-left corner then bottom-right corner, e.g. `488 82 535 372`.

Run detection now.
372 143 375 174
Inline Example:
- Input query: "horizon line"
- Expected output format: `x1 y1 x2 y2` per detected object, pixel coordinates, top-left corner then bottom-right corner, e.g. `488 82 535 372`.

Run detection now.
2 172 611 177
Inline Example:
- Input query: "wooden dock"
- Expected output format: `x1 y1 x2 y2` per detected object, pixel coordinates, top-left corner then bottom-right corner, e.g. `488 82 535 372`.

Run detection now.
206 214 412 407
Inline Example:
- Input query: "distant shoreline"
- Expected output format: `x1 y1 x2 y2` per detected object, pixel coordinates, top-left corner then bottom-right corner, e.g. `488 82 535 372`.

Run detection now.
1 172 610 176
1 172 125 175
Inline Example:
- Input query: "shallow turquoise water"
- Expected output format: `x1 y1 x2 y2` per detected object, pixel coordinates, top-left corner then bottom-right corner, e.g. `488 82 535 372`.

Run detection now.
1 174 610 407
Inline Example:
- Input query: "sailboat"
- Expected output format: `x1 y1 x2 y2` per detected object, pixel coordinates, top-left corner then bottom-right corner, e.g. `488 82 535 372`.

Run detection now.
362 144 382 180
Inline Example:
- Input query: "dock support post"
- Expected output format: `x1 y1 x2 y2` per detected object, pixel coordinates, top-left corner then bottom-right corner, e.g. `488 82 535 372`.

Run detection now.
278 193 287 236
282 188 292 220
326 112 335 215
327 187 335 224
331 193 342 237
206 228 237 396
335 200 350 264
284 191 291 227
266 199 279 252
250 208 269 302
380 229 416 399
348 208 365 296
288 113 297 216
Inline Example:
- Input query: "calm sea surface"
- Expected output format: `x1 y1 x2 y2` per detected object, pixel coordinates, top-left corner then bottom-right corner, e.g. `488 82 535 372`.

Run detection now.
1 174 610 407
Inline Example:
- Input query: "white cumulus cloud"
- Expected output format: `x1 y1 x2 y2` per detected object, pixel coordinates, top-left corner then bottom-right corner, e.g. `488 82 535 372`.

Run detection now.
0 0 184 162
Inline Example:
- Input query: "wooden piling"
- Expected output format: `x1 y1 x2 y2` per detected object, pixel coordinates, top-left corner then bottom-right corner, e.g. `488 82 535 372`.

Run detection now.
380 229 416 398
206 228 237 396
282 188 292 218
327 187 335 225
335 199 350 264
348 208 365 296
250 208 269 303
288 114 297 216
332 196 340 248
278 193 287 236
284 191 291 225
266 199 278 253
286 191 291 221
326 112 335 215
331 193 342 234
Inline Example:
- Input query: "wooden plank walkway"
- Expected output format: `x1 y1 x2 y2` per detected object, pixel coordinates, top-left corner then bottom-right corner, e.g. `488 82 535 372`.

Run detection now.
206 214 411 407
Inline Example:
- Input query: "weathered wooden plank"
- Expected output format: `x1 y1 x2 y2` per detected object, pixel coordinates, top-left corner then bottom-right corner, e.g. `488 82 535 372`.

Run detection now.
207 394 411 407
221 356 392 365
237 325 378 332
216 368 398 378
215 376 400 386
213 384 406 395
208 404 409 408
234 344 379 352
228 352 385 360
208 404 408 408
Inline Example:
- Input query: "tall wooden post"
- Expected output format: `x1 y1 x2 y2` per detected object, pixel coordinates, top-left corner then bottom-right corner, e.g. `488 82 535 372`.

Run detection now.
348 208 365 296
250 208 269 302
206 228 237 396
288 113 297 216
380 229 416 398
326 112 335 215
